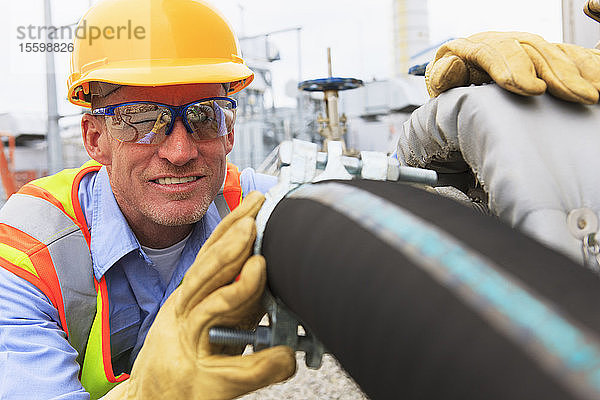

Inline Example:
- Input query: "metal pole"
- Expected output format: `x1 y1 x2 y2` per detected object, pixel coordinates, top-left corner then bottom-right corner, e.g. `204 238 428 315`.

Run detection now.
44 0 63 174
296 27 306 140
296 28 302 83
562 0 575 43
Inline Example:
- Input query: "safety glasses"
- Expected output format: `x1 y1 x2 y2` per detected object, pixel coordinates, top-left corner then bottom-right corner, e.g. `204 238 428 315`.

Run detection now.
91 97 237 145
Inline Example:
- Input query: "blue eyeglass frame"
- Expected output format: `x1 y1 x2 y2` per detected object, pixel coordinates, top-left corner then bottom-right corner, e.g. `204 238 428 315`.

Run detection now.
91 96 237 139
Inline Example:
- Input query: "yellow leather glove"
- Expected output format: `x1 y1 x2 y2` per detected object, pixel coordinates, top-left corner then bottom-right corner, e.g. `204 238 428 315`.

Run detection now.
104 191 296 400
425 31 600 104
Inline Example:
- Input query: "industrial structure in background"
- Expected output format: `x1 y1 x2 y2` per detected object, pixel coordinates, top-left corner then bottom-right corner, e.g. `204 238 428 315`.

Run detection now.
392 0 429 76
0 1 592 203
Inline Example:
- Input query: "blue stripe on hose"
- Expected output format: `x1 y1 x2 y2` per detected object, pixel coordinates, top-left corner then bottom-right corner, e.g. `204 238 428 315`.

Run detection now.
289 182 600 398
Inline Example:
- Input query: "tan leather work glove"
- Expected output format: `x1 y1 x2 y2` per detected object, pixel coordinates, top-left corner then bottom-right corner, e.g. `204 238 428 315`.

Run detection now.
425 31 600 104
104 191 296 400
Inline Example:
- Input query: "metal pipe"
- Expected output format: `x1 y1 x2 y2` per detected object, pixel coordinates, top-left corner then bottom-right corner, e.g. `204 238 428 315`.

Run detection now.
239 26 303 40
327 47 332 78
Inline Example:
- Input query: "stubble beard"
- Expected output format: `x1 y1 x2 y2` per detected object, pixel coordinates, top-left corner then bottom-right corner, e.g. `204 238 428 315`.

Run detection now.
134 164 223 227
139 191 215 226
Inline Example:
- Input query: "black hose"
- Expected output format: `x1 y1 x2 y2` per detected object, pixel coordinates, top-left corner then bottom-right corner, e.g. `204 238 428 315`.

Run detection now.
261 179 600 400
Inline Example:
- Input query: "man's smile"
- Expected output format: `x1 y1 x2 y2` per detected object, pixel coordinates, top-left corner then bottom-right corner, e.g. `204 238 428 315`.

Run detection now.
152 176 200 185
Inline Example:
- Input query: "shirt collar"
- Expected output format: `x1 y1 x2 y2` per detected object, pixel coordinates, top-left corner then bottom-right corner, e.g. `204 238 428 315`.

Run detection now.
163 209 214 296
90 167 145 280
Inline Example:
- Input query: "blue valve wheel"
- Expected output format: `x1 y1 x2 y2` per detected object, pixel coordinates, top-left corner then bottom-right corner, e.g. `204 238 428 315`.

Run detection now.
298 77 363 92
408 62 429 76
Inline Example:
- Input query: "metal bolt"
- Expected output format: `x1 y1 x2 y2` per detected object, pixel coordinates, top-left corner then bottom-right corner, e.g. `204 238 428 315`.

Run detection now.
209 326 272 350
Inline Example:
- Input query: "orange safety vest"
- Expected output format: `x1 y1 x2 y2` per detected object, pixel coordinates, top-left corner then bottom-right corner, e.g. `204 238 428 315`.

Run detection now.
0 160 243 399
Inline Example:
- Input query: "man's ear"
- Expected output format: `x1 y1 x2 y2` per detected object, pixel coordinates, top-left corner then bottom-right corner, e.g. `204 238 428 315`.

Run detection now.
81 114 111 165
224 129 234 155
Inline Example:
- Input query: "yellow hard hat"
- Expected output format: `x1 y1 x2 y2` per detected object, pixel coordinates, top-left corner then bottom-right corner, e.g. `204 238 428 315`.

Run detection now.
67 0 254 107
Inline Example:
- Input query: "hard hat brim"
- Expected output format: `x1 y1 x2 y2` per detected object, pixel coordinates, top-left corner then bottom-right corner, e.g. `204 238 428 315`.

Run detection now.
68 58 254 107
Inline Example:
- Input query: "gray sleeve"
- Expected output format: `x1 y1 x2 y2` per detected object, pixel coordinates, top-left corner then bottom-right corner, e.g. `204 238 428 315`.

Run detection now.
402 84 600 262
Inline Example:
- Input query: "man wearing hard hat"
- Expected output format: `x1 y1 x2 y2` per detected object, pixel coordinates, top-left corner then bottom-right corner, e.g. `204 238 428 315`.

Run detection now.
0 0 295 399
3 0 600 399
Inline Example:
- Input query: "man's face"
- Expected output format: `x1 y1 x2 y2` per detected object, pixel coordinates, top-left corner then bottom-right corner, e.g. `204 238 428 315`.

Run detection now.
89 83 234 233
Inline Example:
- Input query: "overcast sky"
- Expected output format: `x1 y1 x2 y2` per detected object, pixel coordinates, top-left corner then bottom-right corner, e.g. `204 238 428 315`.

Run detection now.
0 0 563 117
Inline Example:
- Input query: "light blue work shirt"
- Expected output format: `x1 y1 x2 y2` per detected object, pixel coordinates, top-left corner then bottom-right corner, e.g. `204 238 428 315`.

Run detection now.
0 165 276 399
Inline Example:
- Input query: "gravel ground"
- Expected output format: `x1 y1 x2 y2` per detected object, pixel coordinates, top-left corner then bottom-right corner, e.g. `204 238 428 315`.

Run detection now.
239 352 369 400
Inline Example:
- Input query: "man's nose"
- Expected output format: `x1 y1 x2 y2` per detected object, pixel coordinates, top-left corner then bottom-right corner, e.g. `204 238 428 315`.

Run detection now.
157 118 199 166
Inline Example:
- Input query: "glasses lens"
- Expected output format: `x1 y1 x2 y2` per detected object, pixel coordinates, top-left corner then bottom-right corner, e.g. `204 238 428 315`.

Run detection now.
106 103 172 144
186 99 236 141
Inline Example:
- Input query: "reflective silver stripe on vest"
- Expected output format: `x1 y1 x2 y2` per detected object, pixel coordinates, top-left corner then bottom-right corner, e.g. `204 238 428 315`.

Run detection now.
0 193 96 367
